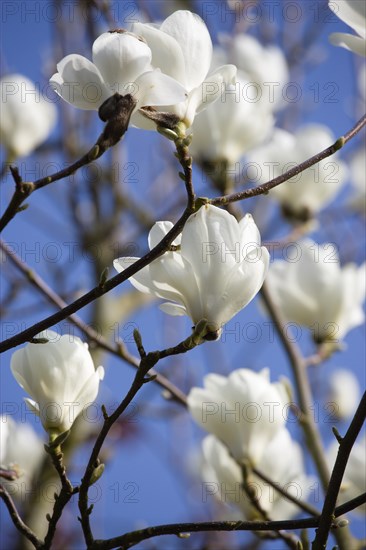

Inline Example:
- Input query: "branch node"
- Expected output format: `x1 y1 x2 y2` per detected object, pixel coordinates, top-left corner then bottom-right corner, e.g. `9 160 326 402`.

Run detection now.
332 426 343 444
101 404 109 421
133 329 146 358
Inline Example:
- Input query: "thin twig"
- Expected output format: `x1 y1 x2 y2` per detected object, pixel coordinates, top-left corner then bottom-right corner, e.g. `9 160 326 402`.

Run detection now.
78 323 208 547
0 484 42 548
312 392 366 550
88 493 365 550
0 95 137 233
260 282 356 550
0 239 187 406
0 206 194 353
210 114 366 206
253 466 320 517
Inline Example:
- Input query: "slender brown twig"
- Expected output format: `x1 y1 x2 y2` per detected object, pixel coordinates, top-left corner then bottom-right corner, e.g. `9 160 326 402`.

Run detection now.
0 239 187 405
260 282 357 550
0 485 42 549
210 114 366 206
312 392 366 550
78 322 209 547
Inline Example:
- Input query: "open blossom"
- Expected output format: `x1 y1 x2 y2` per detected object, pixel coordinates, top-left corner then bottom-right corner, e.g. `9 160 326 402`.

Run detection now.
132 10 237 127
114 205 269 339
202 429 309 520
190 77 274 166
246 125 347 219
0 74 57 158
329 0 366 56
215 34 289 110
0 416 44 496
187 368 288 465
267 239 366 343
50 30 186 119
11 330 104 435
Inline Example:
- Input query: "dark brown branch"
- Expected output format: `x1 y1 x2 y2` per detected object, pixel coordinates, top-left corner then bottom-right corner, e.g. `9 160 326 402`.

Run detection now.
0 95 136 233
210 114 366 206
0 239 187 406
312 392 366 550
89 492 364 550
78 323 208 547
0 484 42 549
260 282 355 550
252 466 320 518
0 206 194 353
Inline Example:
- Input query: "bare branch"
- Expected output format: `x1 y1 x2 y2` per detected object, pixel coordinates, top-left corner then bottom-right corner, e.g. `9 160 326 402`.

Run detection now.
210 114 366 206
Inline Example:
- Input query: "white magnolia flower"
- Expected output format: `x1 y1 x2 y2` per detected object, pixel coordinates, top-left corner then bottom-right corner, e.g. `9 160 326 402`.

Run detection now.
0 415 44 496
327 436 366 513
187 368 288 464
50 30 186 118
246 125 347 219
218 33 290 110
328 369 361 420
202 429 309 520
0 74 57 158
132 11 237 127
11 330 104 435
329 0 366 56
114 205 269 338
267 239 366 342
190 77 274 166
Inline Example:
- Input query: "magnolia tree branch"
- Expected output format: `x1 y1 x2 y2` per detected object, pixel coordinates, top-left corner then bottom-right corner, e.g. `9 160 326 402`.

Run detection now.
252 466 320 518
78 322 209 547
2 115 364 353
240 465 299 549
42 442 79 550
88 493 366 550
0 485 42 549
210 114 366 206
0 94 137 233
260 282 356 550
0 206 194 353
312 392 366 550
0 239 187 406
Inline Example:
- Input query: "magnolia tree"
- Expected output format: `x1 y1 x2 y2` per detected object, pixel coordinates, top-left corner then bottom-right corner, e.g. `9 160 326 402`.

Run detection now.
0 1 365 549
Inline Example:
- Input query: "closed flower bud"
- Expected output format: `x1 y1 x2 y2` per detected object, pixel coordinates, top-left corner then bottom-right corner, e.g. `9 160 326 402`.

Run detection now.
11 330 104 436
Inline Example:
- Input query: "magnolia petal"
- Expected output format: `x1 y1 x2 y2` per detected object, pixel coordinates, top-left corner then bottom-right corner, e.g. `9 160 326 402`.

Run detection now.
330 1 366 39
113 257 155 295
132 22 186 85
148 254 197 310
329 32 366 56
148 221 181 249
50 55 110 110
160 11 213 89
134 70 187 107
185 64 237 125
92 32 152 90
159 302 187 316
238 214 261 254
23 398 40 416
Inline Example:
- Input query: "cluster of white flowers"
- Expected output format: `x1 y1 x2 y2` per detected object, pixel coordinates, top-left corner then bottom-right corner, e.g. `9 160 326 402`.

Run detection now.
188 368 310 520
3 4 365 536
50 11 236 130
